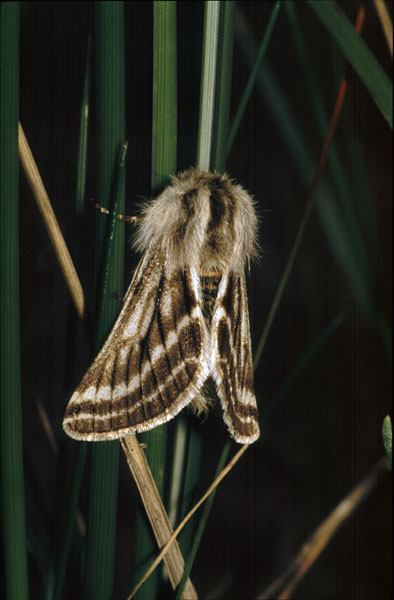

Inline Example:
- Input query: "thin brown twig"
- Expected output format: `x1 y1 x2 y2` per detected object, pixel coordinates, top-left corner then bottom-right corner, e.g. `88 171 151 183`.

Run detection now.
258 456 390 599
253 5 366 369
128 443 249 599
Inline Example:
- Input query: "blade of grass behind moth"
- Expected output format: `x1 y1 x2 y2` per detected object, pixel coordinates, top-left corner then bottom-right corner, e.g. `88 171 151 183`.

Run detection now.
83 140 127 598
196 1 236 173
168 0 224 565
49 36 92 600
175 421 202 563
83 4 126 599
263 311 346 420
166 1 227 567
74 35 92 262
382 416 392 466
175 440 232 600
176 0 239 580
307 0 392 129
227 0 281 155
132 3 179 599
0 5 29 599
209 0 235 174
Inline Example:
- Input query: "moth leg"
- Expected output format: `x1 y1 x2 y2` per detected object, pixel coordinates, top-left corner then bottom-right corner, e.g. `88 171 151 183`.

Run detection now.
90 198 140 223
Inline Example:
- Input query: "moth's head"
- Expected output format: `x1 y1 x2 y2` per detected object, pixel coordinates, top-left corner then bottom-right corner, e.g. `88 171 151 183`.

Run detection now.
134 167 258 273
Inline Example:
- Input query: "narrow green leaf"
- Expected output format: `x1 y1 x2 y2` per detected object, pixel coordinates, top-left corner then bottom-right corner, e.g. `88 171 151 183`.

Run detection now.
151 1 177 191
52 444 87 600
83 141 127 599
197 1 236 172
175 0 237 585
196 1 221 171
210 1 235 172
0 4 29 599
285 0 371 284
50 39 93 600
75 36 91 224
382 416 392 466
228 0 281 154
175 441 231 600
83 4 126 599
265 312 346 416
176 420 203 558
132 3 177 598
307 0 392 129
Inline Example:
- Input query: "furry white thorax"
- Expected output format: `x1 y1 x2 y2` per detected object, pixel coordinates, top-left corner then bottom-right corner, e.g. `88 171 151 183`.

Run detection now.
133 168 258 274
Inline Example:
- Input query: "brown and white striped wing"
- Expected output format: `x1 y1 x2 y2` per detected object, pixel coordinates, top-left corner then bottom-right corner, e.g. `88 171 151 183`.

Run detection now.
211 272 259 444
63 248 210 441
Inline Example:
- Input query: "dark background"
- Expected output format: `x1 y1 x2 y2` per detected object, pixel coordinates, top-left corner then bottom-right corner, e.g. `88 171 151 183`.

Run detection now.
18 2 391 599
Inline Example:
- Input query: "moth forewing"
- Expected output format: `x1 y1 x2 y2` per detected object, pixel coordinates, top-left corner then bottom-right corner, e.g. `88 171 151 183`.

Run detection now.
211 272 259 444
63 168 260 444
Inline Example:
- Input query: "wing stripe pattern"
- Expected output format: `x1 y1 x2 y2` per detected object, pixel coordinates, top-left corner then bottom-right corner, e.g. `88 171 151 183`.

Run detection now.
63 249 210 441
211 272 259 444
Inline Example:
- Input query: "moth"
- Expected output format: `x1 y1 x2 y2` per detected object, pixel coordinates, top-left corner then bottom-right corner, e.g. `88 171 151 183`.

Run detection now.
63 168 260 444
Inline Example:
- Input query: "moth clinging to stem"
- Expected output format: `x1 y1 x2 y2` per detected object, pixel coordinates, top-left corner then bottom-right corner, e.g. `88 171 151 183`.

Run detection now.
63 168 260 444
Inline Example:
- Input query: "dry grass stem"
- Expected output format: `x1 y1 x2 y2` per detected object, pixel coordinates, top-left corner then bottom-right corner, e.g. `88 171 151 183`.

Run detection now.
373 0 393 56
18 122 85 318
120 436 198 599
258 456 390 599
128 443 249 599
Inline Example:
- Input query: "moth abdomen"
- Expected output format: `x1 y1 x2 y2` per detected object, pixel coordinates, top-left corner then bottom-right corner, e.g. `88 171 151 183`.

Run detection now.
200 273 221 321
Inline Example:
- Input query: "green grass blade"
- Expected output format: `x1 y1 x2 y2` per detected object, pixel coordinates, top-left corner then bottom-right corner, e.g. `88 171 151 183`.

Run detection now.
307 0 392 129
228 0 281 154
175 440 232 600
49 40 93 600
84 142 127 599
196 1 221 171
151 1 177 191
197 1 236 172
175 0 237 584
52 444 87 600
83 4 126 598
285 1 371 283
382 416 392 466
176 422 203 562
168 3 231 563
0 4 29 599
265 312 346 417
75 36 91 225
210 1 235 173
132 3 177 598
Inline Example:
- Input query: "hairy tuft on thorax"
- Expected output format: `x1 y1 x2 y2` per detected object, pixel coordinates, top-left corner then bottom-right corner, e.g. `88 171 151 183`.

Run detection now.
133 168 258 273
